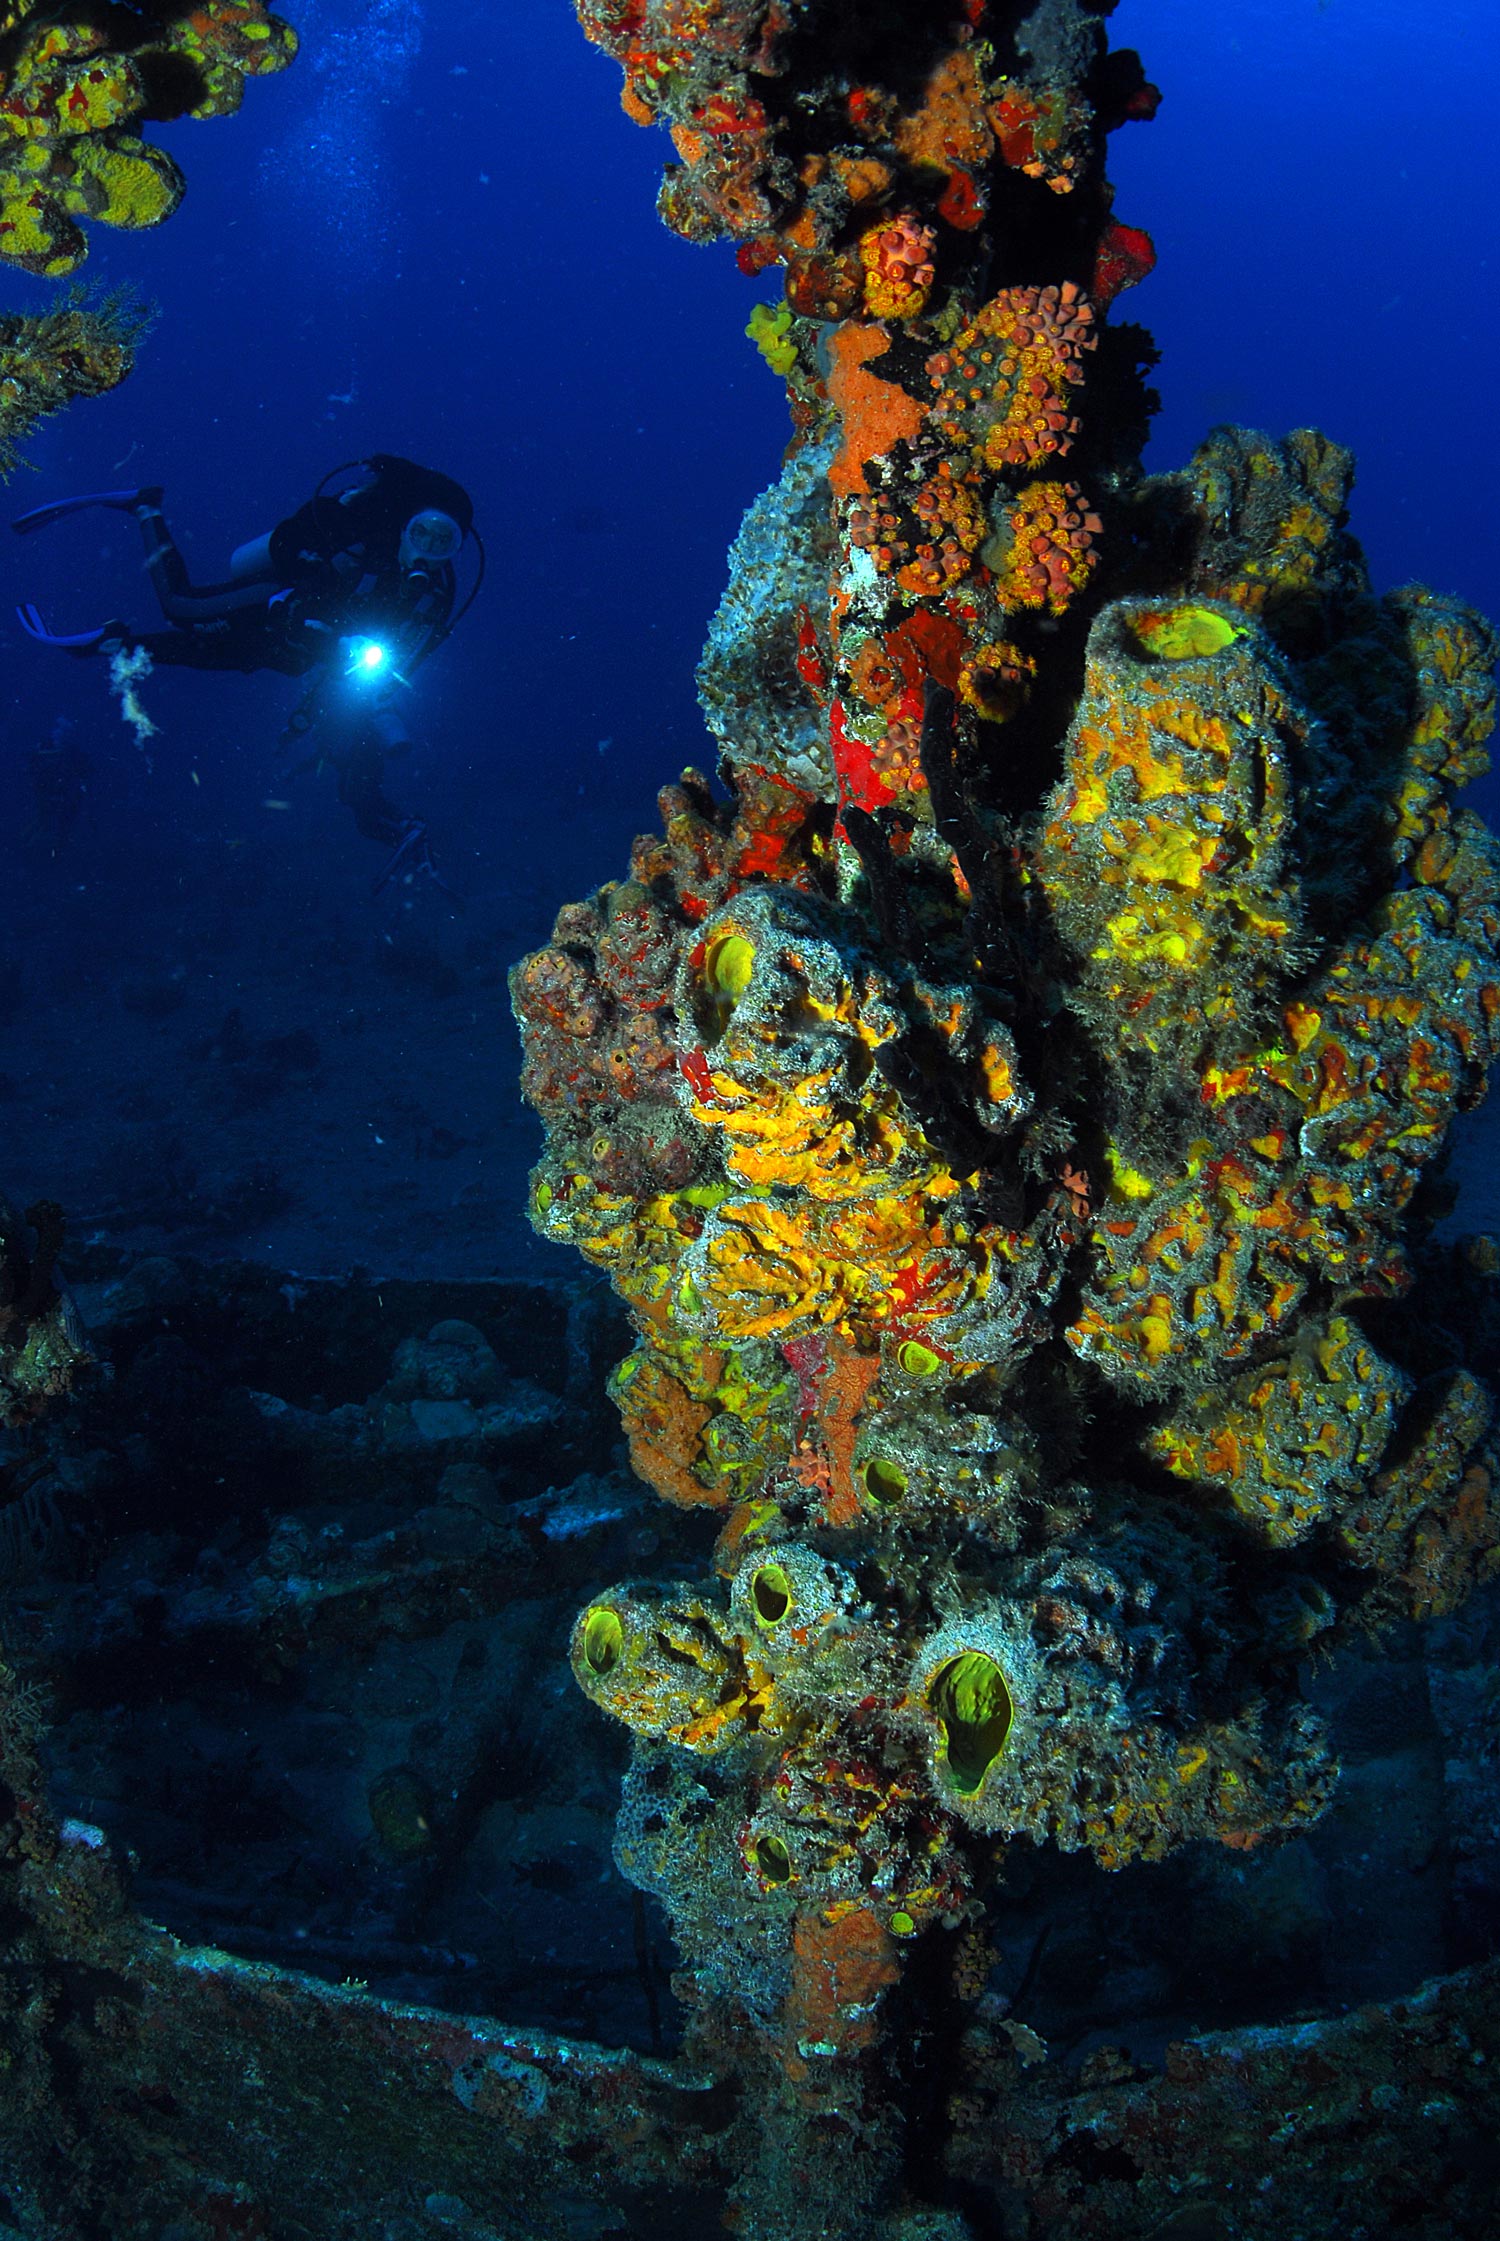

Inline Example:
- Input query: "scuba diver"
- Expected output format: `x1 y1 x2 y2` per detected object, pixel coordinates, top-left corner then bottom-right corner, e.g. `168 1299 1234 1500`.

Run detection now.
12 454 483 897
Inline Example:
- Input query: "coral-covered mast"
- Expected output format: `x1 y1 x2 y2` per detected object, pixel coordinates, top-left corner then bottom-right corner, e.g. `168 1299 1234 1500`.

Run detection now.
515 5 1500 2235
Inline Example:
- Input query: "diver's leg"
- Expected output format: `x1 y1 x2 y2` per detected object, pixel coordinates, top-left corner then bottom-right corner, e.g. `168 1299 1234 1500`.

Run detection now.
128 491 193 609
321 695 455 897
334 694 418 841
335 743 410 848
121 627 250 670
15 494 266 659
369 693 413 759
130 496 281 633
332 710 455 897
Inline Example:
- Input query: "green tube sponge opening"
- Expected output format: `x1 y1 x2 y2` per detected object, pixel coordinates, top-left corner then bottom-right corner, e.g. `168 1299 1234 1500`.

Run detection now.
1128 604 1245 661
704 931 756 1002
861 1456 909 1506
754 1833 793 1882
582 1606 625 1677
751 1562 793 1625
930 1651 1014 1795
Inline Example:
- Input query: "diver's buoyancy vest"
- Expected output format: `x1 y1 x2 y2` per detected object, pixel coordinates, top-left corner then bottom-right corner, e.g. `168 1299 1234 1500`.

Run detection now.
269 456 474 584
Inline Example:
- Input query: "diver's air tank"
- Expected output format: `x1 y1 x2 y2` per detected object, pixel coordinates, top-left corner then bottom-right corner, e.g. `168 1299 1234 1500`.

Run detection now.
228 531 275 582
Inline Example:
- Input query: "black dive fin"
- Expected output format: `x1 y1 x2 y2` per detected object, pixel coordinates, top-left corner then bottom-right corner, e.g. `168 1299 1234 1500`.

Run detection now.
16 604 109 652
11 489 152 536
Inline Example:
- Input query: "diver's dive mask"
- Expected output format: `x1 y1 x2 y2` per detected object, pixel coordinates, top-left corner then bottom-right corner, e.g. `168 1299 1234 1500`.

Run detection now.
398 510 463 570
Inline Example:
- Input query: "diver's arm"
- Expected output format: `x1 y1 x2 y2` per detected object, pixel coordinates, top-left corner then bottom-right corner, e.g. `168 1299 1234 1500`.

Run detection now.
385 563 456 673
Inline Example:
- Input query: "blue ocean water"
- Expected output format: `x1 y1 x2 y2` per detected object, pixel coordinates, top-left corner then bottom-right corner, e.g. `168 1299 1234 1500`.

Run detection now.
3 0 1498 1269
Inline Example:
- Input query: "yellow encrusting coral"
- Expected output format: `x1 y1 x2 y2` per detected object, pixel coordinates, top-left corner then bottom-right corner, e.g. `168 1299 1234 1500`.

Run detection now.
1148 1316 1412 1543
0 2 295 273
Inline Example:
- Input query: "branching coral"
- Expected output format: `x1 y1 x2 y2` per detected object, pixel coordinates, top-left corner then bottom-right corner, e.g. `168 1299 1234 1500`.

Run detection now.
0 284 151 474
524 6 1500 2238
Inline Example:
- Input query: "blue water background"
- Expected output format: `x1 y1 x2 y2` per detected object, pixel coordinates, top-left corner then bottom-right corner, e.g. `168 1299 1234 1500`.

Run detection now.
2 0 1497 1262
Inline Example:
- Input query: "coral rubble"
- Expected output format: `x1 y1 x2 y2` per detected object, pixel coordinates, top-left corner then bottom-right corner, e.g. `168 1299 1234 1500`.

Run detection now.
510 2 1500 2231
0 0 296 275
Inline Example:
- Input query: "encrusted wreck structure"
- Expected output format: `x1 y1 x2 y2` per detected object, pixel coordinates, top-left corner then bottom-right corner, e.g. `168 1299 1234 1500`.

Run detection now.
511 0 1500 2231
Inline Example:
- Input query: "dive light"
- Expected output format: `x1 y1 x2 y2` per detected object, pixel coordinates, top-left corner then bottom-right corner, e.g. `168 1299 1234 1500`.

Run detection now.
344 635 392 681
